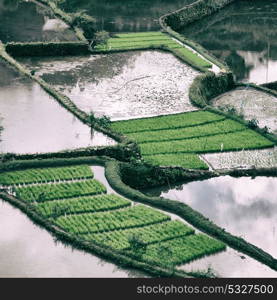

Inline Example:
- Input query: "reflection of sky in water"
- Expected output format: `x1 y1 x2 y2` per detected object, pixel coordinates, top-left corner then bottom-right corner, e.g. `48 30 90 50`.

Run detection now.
19 51 199 120
0 201 139 277
0 61 115 154
180 0 277 83
154 176 277 257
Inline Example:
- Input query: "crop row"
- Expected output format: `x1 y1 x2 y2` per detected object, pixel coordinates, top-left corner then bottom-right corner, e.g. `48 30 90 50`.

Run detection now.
143 153 209 170
0 165 93 186
55 205 170 234
127 119 245 144
114 32 168 38
141 234 226 267
111 111 225 134
36 194 131 217
140 130 274 155
15 179 106 202
82 220 195 250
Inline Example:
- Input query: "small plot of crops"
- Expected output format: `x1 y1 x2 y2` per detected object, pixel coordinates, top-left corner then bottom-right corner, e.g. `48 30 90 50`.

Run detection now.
54 205 171 234
81 220 195 250
94 32 212 69
0 166 93 186
15 179 106 202
111 111 274 169
36 194 131 217
141 234 226 267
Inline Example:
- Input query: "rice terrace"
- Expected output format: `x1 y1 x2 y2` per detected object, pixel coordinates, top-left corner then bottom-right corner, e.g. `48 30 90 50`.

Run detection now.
0 0 277 279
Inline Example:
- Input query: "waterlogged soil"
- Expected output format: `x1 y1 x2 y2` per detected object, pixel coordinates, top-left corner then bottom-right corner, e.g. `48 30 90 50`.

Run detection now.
180 0 277 84
143 176 277 277
212 87 277 134
0 0 78 43
0 60 115 154
19 51 200 120
203 148 277 170
60 0 195 32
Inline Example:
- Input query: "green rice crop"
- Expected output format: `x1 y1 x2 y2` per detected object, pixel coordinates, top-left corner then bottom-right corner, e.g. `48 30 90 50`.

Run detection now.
55 205 170 234
0 165 93 186
141 234 226 266
140 130 274 155
111 111 225 134
114 32 167 38
127 119 245 143
15 179 106 202
144 153 209 170
81 220 195 250
36 194 131 217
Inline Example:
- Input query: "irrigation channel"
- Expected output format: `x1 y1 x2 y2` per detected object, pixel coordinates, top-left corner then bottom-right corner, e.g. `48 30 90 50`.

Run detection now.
0 0 276 278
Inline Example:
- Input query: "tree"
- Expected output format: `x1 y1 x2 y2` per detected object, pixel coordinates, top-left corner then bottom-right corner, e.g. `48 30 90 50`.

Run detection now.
89 31 110 50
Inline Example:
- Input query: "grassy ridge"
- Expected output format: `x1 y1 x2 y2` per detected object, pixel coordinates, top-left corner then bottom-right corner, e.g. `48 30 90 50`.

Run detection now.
36 194 131 217
82 220 195 250
94 32 212 69
15 179 107 202
0 166 93 186
55 205 171 234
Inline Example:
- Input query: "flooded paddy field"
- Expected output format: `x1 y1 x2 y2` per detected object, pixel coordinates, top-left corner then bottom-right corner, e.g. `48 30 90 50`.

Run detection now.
19 51 200 120
0 60 115 154
180 0 277 84
143 176 277 260
203 147 277 170
59 0 195 33
211 87 277 134
0 0 78 43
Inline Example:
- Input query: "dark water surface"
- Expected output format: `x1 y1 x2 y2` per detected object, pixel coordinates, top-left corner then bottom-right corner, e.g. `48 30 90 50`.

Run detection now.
180 0 277 84
0 0 78 43
60 0 195 32
0 60 115 154
144 176 277 258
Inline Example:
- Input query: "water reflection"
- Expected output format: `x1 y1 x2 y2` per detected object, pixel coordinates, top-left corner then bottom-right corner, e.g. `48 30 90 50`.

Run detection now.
60 0 195 32
180 0 277 84
0 200 142 277
0 1 78 43
0 60 115 154
144 176 277 258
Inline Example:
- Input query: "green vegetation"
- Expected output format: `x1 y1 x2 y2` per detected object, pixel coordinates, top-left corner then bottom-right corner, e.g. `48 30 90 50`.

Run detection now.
111 111 274 169
142 234 226 266
0 165 93 186
55 205 171 234
127 119 245 144
36 194 131 217
140 130 273 155
15 179 106 202
144 153 209 170
111 111 224 134
93 32 212 70
82 220 194 250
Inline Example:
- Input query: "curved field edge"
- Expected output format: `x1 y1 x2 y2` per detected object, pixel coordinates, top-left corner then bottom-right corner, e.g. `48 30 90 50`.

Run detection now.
104 160 277 273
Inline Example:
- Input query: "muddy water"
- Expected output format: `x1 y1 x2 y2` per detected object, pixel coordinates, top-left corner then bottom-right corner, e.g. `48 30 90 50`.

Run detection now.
211 87 277 134
0 0 78 43
180 0 277 84
59 0 195 33
18 51 199 120
0 60 115 154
